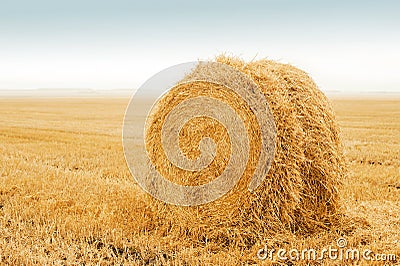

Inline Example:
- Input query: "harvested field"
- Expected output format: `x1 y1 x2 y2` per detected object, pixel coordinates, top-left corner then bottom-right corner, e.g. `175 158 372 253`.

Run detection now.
0 97 399 265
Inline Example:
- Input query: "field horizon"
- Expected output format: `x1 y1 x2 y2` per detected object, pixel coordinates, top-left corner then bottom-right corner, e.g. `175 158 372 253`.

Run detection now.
1 88 400 100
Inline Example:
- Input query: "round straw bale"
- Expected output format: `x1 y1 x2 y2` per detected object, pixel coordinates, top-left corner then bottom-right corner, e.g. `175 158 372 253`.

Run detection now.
144 56 345 246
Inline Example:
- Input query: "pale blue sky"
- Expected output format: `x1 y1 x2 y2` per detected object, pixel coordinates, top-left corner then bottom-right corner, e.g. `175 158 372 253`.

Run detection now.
1 0 399 93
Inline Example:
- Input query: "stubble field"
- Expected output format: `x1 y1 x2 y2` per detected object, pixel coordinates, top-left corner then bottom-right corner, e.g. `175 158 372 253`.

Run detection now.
0 97 399 265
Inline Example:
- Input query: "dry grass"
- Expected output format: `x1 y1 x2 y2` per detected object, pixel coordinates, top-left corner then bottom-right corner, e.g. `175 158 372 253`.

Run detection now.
144 57 345 247
0 97 399 265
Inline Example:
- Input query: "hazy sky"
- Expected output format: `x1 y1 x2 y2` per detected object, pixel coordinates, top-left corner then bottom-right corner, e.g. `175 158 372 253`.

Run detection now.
1 0 399 93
